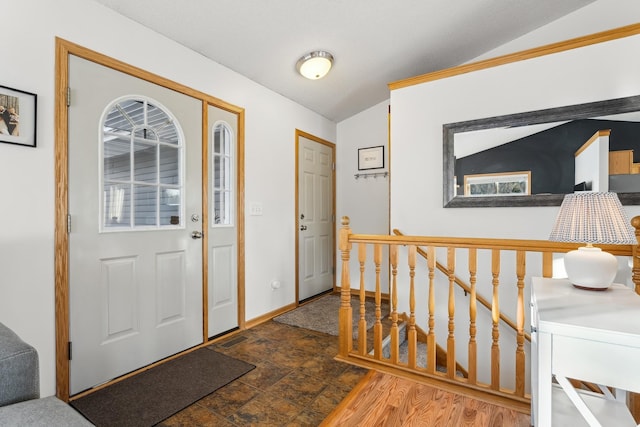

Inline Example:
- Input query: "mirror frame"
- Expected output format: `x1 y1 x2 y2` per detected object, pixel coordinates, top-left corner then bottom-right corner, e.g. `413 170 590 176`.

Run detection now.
443 94 640 208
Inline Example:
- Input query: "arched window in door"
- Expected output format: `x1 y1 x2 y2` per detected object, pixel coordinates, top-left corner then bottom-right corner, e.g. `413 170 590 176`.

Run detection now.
101 97 184 230
212 121 234 226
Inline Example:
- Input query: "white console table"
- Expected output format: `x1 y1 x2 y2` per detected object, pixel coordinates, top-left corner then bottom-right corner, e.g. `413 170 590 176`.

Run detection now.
531 277 640 426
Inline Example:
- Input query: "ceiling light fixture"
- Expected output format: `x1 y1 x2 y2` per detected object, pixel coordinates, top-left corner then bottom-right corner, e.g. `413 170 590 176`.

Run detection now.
296 50 334 80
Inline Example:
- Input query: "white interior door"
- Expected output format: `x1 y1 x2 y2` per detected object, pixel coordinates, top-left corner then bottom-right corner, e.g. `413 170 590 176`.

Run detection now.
298 134 335 301
207 105 239 337
68 55 203 394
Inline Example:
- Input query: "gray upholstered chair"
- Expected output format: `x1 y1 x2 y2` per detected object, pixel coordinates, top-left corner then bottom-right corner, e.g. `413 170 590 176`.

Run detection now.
0 322 93 426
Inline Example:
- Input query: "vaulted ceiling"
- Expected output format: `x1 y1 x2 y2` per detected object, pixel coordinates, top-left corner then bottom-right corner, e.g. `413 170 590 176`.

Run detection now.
92 0 596 122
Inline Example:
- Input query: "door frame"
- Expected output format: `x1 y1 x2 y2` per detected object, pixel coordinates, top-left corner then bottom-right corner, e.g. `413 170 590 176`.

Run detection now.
54 38 245 400
294 129 336 303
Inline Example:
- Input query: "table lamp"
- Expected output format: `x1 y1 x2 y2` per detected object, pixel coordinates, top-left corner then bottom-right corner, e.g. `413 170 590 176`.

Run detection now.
548 192 637 290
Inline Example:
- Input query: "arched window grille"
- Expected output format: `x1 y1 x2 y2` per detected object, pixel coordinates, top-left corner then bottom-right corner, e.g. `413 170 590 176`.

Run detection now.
101 97 184 230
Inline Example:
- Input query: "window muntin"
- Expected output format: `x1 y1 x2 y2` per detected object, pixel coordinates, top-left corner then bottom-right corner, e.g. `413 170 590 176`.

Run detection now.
101 98 183 231
212 122 234 226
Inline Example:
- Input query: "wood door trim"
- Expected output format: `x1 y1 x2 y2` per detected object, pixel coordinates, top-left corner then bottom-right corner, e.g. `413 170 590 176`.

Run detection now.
54 37 245 400
294 129 336 304
54 37 70 402
201 101 209 341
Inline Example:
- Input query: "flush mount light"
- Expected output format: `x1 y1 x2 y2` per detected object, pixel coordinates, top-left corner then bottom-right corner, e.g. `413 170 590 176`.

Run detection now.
296 50 334 80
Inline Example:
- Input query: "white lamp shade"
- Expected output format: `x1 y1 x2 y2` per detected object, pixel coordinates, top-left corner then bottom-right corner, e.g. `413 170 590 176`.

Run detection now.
297 51 333 80
549 192 636 245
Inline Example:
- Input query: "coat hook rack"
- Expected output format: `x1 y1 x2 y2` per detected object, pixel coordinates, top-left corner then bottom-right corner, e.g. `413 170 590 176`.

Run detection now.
354 171 388 180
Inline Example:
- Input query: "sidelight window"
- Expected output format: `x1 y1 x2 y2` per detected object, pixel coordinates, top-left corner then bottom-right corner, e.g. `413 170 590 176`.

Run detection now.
212 122 233 226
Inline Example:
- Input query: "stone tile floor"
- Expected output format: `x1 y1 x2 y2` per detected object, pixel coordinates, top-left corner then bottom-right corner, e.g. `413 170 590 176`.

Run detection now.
157 320 368 426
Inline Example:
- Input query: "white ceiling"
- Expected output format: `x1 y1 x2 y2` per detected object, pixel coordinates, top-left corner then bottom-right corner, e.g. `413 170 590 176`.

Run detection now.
92 0 596 122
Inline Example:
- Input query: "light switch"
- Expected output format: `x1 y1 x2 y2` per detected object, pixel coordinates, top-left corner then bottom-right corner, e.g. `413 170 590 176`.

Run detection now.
250 202 263 216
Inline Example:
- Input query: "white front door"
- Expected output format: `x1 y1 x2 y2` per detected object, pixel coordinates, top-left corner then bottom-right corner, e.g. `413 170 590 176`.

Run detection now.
297 132 335 301
68 55 204 394
207 105 239 337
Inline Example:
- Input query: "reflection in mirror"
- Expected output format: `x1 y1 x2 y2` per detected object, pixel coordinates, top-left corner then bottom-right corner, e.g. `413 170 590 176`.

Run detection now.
443 95 640 207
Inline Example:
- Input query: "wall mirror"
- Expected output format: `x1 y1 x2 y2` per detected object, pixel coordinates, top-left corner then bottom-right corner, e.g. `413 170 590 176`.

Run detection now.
443 95 640 208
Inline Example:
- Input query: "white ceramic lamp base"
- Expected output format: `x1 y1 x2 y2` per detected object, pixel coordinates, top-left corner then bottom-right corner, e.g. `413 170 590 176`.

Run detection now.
564 245 617 291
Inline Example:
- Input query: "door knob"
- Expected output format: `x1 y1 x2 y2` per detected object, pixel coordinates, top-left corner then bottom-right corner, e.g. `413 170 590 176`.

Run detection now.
300 225 307 231
191 231 203 239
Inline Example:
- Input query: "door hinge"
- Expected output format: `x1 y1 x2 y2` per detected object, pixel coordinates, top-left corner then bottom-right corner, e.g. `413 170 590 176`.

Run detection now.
67 214 71 234
332 162 335 171
66 87 71 107
68 341 72 361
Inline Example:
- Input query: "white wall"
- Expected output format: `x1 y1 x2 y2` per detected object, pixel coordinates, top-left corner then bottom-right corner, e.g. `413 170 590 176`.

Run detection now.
389 1 640 389
574 132 609 191
391 7 640 240
337 100 390 292
0 0 335 396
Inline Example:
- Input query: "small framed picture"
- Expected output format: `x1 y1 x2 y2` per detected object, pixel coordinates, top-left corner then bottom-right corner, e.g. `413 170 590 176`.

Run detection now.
358 145 384 170
0 85 37 148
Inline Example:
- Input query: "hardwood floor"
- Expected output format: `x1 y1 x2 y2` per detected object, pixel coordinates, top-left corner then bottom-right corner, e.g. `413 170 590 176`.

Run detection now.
322 370 531 426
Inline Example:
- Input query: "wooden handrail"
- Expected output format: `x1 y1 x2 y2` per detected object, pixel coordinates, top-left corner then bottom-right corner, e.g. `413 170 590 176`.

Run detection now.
393 229 531 342
355 232 632 255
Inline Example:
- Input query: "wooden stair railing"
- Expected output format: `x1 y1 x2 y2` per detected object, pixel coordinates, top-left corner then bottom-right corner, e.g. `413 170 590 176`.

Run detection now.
394 228 610 395
336 215 640 414
398 312 469 378
393 228 530 342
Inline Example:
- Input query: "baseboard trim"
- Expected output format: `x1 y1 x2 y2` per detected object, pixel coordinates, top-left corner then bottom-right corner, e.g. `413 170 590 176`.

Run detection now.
244 302 297 329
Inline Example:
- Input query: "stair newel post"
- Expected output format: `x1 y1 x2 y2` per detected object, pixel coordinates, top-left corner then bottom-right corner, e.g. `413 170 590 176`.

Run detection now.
515 250 526 397
491 249 501 390
446 247 456 379
373 244 383 359
407 245 417 369
631 216 640 295
426 246 436 374
630 216 640 423
389 244 399 364
358 243 367 355
468 248 477 384
339 216 353 357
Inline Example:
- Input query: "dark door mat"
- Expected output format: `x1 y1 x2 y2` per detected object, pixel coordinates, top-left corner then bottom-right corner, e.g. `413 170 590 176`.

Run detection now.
70 347 255 427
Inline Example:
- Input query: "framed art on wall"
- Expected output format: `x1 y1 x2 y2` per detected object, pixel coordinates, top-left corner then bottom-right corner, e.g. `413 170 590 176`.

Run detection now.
358 145 384 170
0 85 37 148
